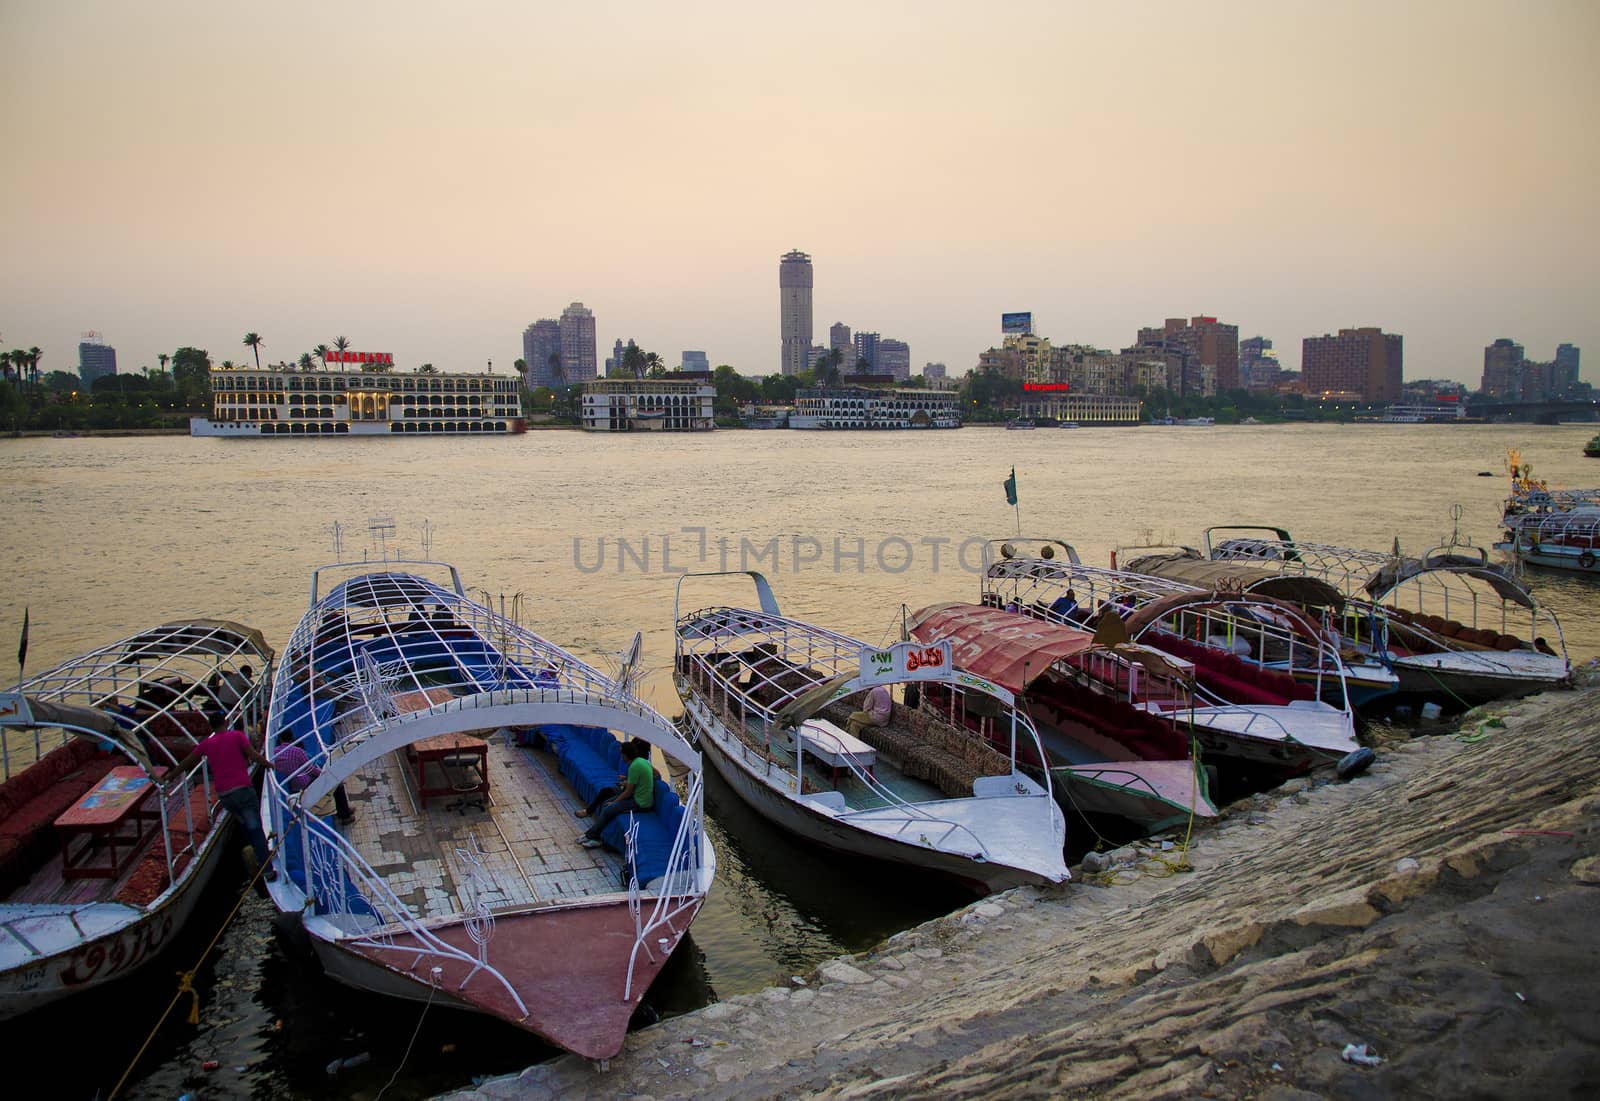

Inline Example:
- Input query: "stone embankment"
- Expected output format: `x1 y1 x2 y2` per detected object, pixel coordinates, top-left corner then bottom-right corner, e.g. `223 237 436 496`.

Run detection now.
447 689 1600 1101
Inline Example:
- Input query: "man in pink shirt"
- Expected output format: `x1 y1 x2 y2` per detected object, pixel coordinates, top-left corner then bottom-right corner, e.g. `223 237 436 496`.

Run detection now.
846 684 893 738
171 712 275 881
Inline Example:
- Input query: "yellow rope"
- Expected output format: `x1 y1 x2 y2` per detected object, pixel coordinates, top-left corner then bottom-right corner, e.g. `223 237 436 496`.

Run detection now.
107 842 277 1101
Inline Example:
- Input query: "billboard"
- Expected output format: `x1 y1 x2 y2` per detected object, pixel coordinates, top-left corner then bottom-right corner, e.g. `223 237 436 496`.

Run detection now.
1001 312 1033 335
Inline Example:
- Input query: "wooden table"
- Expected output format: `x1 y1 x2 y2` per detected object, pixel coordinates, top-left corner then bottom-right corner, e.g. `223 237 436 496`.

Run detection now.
799 718 877 786
394 688 489 808
55 766 165 880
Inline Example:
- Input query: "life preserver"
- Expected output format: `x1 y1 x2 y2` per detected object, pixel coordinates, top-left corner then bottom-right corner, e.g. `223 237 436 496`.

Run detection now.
1580 551 1596 569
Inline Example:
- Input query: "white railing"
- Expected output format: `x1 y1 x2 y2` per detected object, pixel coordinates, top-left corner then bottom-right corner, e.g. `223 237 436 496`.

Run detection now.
282 792 529 1019
622 771 709 999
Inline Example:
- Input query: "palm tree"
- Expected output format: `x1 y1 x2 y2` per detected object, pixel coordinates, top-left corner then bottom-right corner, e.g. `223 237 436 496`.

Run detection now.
221 359 235 370
548 351 563 386
298 352 314 371
314 343 331 371
243 332 263 369
158 353 169 377
27 348 41 390
334 336 350 363
643 352 664 378
417 363 437 374
0 351 12 383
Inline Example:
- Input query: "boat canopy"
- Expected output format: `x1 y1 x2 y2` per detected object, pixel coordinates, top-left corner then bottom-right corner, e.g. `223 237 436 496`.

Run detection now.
1124 554 1346 608
1365 557 1534 609
907 603 1096 693
1120 589 1327 639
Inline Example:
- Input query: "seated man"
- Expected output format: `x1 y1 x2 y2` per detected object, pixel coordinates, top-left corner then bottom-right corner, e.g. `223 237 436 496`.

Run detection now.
1048 589 1080 624
578 738 654 850
846 684 893 738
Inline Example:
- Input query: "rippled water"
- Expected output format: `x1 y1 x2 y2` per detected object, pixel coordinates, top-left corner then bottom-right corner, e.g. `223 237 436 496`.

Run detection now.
4 423 1598 1098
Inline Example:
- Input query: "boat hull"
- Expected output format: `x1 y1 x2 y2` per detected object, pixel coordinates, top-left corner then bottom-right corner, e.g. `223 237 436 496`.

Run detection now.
0 821 234 1020
680 688 1059 894
302 895 701 1060
1390 656 1569 708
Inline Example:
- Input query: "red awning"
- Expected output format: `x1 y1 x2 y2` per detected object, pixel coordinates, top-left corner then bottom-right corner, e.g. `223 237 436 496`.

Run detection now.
907 602 1096 693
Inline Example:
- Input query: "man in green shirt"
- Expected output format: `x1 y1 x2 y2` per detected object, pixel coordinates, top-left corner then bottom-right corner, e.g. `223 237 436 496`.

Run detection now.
579 738 655 848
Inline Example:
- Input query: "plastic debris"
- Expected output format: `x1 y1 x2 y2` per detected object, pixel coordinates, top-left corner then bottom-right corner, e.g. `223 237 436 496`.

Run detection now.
1516 992 1526 1002
791 975 808 986
1270 1062 1283 1072
1341 1043 1383 1067
202 1061 219 1072
326 1052 372 1075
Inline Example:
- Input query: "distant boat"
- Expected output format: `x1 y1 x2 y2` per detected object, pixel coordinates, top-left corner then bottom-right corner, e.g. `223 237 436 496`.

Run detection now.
1006 419 1037 430
1584 434 1600 458
1179 417 1216 427
1058 421 1080 429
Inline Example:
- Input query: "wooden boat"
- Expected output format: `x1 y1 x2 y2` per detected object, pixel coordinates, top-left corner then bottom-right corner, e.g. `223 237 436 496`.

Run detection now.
902 600 1215 832
989 538 1397 711
673 572 1067 894
0 620 274 1018
262 559 713 1061
1196 526 1569 707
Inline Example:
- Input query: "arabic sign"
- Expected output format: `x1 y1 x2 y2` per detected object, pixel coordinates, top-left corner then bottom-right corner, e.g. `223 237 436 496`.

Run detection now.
327 351 394 365
1001 312 1033 335
857 639 955 686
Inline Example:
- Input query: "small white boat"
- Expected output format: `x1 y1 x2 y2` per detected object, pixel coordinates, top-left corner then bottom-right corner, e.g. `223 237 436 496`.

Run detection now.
263 555 713 1060
674 572 1067 894
1005 419 1037 430
1498 508 1600 574
0 620 274 1019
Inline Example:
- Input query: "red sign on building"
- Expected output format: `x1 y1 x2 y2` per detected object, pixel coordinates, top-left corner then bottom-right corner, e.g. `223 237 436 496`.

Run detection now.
328 351 393 365
1023 383 1071 392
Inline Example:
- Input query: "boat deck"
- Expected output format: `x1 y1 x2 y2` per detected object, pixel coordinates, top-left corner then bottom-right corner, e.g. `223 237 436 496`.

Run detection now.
335 737 631 923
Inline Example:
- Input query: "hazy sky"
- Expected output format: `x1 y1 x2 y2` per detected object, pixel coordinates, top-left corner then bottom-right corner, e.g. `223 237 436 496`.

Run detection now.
3 1 1596 384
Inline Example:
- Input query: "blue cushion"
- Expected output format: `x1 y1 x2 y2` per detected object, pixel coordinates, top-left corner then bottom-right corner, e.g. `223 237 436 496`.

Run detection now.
598 778 688 885
552 727 625 806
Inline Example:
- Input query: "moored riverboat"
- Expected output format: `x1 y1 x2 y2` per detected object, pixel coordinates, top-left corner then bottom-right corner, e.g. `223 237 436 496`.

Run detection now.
262 558 712 1060
1498 509 1600 575
1200 526 1570 707
0 620 274 1019
673 572 1067 894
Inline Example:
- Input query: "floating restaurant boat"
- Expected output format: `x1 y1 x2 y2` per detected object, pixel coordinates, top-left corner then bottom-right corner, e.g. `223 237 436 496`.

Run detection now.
0 620 274 1019
1197 526 1569 706
191 360 526 437
673 572 1067 893
263 557 712 1061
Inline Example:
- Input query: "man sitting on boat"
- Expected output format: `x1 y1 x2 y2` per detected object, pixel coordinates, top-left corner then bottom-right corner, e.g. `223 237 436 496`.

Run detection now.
578 738 654 849
846 684 893 739
1048 589 1081 624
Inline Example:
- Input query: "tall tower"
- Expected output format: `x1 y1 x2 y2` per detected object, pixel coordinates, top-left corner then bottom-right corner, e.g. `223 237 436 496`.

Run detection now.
559 302 598 382
779 250 814 376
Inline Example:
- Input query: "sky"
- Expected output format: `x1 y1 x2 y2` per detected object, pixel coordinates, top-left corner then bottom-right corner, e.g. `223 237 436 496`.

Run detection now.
2 0 1597 385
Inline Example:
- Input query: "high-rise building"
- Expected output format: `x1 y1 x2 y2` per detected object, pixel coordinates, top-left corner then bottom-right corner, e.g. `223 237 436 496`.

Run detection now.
78 334 117 386
559 302 598 382
522 319 563 387
779 250 813 376
1132 316 1236 395
829 322 852 370
1481 338 1525 399
681 350 710 373
922 362 946 380
1554 343 1581 397
878 339 911 380
852 331 880 373
1239 335 1280 393
1302 328 1403 402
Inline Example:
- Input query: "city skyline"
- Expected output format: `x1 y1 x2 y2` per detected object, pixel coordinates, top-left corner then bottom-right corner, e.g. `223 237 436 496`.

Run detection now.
2 2 1595 387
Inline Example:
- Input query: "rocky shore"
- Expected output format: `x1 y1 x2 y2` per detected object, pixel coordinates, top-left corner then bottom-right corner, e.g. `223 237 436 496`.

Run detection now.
445 688 1600 1101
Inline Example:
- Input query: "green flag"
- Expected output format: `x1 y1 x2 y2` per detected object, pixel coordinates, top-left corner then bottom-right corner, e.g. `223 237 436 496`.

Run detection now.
1003 468 1018 507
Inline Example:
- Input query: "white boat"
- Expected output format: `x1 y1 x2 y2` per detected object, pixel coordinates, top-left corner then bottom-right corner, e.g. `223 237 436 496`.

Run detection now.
262 557 713 1061
1498 508 1600 574
980 540 1362 770
673 572 1067 894
1198 526 1570 707
0 620 274 1019
1005 419 1037 430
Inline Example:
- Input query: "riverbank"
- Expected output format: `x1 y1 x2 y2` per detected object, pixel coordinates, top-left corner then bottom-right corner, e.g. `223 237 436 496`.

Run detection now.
447 686 1600 1101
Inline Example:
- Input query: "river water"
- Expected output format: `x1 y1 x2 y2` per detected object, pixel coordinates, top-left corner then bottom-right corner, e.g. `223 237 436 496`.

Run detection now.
4 423 1598 1099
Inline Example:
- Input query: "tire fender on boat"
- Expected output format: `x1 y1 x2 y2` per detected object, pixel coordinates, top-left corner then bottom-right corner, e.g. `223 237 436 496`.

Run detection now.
1580 551 1596 569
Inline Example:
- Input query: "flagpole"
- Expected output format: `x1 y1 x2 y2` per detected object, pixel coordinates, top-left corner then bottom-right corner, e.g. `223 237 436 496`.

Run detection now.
15 607 27 691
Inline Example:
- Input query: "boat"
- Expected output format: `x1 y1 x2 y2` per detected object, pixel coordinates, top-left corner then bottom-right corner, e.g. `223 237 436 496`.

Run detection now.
673 572 1067 893
0 620 274 1019
903 600 1216 833
982 541 1362 767
1586 435 1600 458
1499 508 1600 574
262 557 713 1061
192 362 527 436
1005 419 1037 430
1196 526 1570 707
1058 421 1080 429
1179 417 1216 427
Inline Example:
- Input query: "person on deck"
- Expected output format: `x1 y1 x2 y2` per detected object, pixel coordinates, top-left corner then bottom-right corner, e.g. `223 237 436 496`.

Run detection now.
168 712 276 881
846 684 893 738
578 739 655 849
1049 589 1080 624
271 740 355 824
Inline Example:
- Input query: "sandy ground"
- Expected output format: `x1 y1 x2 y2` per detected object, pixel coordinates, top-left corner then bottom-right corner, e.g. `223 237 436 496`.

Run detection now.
443 688 1600 1101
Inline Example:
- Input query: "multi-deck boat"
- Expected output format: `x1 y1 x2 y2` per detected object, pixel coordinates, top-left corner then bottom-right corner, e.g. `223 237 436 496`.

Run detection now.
673 572 1067 893
0 620 274 1018
192 364 526 436
1198 526 1569 706
262 559 711 1060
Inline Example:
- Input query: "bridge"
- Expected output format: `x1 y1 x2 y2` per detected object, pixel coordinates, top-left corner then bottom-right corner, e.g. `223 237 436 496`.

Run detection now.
1465 399 1600 425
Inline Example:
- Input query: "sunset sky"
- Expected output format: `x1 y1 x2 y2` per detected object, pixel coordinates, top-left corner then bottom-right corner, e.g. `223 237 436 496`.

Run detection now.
2 1 1595 384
